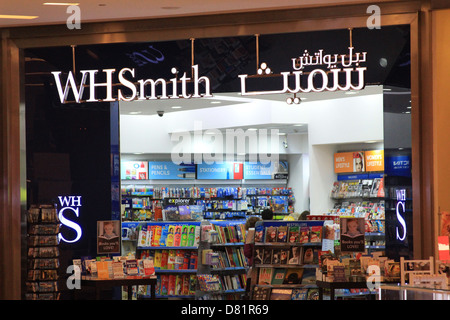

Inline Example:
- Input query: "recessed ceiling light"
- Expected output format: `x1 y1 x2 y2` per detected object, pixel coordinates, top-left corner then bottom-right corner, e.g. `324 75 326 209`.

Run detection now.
407 106 412 109
247 128 258 131
0 14 38 19
171 106 182 109
43 2 80 5
277 132 287 135
365 140 377 143
129 111 141 115
345 91 358 95
293 124 303 127
210 101 221 104
383 88 392 91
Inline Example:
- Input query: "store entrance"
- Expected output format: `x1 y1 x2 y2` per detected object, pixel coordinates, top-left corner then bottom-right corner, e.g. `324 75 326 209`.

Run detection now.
23 25 412 300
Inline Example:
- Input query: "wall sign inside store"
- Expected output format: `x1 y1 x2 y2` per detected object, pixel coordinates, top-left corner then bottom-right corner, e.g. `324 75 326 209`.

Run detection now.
58 196 83 244
396 189 407 241
364 150 384 172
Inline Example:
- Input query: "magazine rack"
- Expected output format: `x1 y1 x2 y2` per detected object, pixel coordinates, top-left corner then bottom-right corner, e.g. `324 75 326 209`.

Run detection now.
25 204 61 300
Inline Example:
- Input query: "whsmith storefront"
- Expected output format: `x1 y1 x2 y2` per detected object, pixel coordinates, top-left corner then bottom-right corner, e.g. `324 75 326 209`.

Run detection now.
2 1 450 301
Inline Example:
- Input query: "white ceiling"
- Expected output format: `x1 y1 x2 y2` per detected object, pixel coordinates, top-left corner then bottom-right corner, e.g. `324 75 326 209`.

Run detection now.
119 85 384 136
0 0 393 28
119 86 383 117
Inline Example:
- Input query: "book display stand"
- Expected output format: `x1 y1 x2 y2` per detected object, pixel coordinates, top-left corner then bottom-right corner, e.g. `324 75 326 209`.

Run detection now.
135 221 203 299
250 220 324 300
25 204 61 300
198 220 248 300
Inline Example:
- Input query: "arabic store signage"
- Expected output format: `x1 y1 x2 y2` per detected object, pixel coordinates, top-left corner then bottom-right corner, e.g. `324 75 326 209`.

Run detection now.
52 47 367 104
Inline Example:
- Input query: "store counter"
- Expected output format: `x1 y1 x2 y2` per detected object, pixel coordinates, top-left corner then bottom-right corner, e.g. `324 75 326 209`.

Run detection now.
316 280 377 300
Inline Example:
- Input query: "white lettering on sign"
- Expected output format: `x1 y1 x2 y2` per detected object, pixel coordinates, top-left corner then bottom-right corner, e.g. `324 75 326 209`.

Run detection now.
239 47 367 101
367 154 382 160
51 65 212 104
52 46 367 105
58 196 83 244
393 160 410 166
395 189 407 241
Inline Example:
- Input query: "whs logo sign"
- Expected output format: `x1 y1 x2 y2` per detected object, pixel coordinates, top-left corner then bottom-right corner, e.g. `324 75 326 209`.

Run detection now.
58 195 82 244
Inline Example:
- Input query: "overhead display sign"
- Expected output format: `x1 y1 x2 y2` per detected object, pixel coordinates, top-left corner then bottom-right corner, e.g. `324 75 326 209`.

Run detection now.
197 162 243 180
243 161 288 179
364 150 384 172
334 151 365 173
121 161 148 180
148 161 196 180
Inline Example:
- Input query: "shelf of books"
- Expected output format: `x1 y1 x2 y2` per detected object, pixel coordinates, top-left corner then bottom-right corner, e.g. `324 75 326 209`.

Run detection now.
250 220 325 300
198 220 249 300
134 221 202 299
25 204 61 300
131 219 250 299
